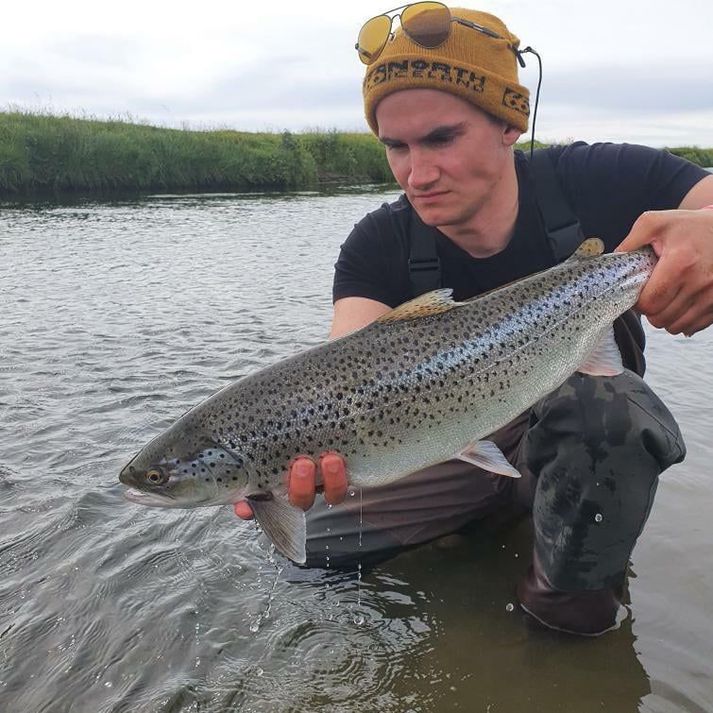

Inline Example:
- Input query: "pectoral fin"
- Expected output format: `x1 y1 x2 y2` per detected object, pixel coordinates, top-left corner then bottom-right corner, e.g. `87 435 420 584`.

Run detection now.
246 493 307 564
456 440 522 478
577 326 624 377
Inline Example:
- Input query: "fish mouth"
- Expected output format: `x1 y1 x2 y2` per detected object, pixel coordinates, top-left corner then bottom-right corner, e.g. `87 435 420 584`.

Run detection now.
122 486 218 509
123 488 183 508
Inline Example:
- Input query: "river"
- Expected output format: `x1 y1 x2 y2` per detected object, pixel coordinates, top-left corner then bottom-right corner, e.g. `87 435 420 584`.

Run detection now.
1 190 712 712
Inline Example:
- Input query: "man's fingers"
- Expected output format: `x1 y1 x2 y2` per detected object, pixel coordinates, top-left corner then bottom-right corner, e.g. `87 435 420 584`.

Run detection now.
320 452 348 505
235 452 346 520
637 270 681 317
234 501 254 520
615 211 666 253
667 296 713 336
288 457 317 511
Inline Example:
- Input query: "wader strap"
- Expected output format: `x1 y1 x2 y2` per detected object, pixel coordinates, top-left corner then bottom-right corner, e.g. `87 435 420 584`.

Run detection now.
407 211 442 296
528 149 585 262
406 148 582 295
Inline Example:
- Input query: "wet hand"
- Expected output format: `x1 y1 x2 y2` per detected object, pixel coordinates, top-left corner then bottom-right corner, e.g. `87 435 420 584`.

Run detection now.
233 453 348 520
616 208 713 336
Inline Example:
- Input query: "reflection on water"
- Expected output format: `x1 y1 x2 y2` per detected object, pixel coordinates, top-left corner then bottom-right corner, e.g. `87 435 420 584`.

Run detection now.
1 192 712 712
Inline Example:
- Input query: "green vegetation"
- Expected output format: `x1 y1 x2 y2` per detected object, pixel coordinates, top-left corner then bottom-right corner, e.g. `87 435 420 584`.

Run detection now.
0 111 393 197
667 146 713 169
0 111 711 198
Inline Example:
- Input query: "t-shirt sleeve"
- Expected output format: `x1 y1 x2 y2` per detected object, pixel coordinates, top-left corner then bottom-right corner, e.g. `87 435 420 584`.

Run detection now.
550 142 710 249
332 206 408 307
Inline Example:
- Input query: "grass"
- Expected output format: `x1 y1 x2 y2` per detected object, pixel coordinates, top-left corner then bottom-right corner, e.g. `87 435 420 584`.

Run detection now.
0 111 393 197
0 110 711 198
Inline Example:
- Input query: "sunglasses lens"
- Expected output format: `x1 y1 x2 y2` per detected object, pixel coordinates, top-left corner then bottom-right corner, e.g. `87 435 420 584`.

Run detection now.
401 2 451 48
357 15 392 64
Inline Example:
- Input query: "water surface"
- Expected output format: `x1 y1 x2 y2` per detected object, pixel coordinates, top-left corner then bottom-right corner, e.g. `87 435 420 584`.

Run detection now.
1 191 712 712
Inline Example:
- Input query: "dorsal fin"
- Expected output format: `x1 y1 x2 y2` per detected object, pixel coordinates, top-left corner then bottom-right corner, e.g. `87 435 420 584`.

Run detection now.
376 289 462 324
567 238 605 260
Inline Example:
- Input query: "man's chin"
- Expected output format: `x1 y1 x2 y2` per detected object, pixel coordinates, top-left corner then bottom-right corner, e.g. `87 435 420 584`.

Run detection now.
412 206 456 228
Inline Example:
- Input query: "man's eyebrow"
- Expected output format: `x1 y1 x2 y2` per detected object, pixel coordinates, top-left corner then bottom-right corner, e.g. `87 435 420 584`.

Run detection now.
422 122 467 141
379 122 468 146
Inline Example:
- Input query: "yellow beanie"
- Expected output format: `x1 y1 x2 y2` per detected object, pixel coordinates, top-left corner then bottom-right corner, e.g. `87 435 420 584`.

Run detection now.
362 7 529 134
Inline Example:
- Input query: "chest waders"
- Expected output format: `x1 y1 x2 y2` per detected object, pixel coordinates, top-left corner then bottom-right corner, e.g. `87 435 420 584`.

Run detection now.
405 149 685 634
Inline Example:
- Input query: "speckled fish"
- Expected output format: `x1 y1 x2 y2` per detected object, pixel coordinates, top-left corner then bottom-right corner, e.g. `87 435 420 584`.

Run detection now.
120 239 656 563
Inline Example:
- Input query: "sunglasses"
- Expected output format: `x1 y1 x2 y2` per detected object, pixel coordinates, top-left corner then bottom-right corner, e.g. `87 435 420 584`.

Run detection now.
356 2 508 65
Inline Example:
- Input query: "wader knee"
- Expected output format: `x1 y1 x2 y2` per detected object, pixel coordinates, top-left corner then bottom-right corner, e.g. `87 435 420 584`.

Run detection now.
526 371 685 590
517 371 685 634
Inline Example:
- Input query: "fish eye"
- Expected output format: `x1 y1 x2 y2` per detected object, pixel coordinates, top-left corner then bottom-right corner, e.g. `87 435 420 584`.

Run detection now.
145 468 168 485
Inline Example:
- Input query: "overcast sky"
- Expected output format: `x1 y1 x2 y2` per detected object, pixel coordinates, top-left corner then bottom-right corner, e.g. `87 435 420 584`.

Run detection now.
3 0 712 146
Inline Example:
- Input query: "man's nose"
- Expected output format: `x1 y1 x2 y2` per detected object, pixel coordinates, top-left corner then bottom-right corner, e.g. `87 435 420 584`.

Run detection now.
408 149 439 189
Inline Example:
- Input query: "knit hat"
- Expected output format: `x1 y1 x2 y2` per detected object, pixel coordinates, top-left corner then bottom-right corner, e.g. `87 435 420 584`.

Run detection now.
362 7 529 134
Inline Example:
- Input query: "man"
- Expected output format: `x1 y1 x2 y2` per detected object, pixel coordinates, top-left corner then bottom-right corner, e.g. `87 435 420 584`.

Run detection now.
236 5 713 635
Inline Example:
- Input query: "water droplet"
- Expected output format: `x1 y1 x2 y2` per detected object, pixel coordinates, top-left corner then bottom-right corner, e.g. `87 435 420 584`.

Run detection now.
104 682 113 688
506 603 515 612
353 614 365 626
595 513 603 523
256 667 264 677
349 490 356 497
249 620 260 633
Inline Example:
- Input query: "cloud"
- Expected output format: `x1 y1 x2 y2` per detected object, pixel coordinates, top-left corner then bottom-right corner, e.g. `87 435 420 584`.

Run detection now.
48 34 140 68
541 62 713 115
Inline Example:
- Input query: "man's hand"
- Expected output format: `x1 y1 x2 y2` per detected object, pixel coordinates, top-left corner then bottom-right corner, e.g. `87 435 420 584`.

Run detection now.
233 452 348 520
616 208 713 336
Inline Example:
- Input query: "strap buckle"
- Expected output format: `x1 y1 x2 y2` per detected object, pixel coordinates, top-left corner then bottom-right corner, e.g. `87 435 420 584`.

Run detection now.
408 257 441 273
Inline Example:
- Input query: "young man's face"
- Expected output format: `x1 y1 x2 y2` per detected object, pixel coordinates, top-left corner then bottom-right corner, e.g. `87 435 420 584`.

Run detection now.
375 89 521 229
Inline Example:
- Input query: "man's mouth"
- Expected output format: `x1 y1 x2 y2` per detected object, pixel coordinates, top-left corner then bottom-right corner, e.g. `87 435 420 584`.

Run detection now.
412 191 448 200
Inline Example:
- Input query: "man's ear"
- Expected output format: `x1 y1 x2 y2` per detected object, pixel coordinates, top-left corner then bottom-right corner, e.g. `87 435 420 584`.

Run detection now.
502 124 522 147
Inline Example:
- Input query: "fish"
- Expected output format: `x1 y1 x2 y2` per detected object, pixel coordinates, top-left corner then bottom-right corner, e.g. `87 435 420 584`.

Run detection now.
119 239 657 563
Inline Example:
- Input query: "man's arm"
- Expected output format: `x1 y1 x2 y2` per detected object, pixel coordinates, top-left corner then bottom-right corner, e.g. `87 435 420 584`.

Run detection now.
616 174 713 336
678 174 713 210
329 296 392 338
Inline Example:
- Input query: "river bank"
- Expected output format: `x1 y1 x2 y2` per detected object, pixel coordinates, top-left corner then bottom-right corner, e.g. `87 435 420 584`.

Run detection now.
0 112 393 197
1 111 712 198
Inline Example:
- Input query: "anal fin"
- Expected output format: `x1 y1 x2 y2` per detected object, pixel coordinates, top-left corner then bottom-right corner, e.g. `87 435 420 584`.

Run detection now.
456 440 522 478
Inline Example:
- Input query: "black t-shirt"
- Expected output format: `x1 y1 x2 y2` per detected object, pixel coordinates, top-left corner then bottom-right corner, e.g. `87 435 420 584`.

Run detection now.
333 142 708 307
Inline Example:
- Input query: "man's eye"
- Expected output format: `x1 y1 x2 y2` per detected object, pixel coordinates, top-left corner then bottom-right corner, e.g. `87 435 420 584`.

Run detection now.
428 134 454 145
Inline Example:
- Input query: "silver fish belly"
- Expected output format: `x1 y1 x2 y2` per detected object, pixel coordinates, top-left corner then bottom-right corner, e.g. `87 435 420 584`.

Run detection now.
120 240 656 562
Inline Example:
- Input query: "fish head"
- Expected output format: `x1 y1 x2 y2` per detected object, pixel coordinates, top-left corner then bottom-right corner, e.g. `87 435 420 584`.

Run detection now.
120 424 251 508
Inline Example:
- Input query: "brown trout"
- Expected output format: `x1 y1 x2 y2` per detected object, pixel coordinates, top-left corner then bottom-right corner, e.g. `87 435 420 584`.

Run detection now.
120 239 656 562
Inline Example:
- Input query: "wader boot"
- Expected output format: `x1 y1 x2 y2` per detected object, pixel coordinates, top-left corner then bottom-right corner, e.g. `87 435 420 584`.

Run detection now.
516 371 686 636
